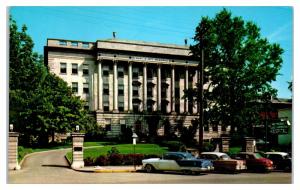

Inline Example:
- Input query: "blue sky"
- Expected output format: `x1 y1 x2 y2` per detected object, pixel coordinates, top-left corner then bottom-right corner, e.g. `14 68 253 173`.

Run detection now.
9 6 293 98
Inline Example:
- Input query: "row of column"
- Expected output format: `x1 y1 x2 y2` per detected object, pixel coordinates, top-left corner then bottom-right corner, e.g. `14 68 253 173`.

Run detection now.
96 60 198 113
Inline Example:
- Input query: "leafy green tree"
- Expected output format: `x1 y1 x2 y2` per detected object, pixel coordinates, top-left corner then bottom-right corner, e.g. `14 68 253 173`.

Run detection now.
9 16 97 146
189 9 283 136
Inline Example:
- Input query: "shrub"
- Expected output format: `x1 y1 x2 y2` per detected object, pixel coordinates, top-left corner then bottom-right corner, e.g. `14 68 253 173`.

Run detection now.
95 155 108 166
108 154 123 165
122 154 144 165
202 142 215 152
84 157 95 166
161 141 184 151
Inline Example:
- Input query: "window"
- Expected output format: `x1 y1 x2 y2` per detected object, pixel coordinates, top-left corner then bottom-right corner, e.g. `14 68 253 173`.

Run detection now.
204 125 209 132
118 85 124 95
133 67 139 78
72 63 78 74
84 101 89 110
72 82 78 93
103 84 109 95
133 86 139 96
59 40 67 46
175 87 180 98
147 69 153 79
161 101 167 113
118 66 124 78
82 42 89 48
133 102 139 113
175 102 180 113
103 66 109 76
212 125 218 132
82 64 89 75
162 87 167 99
103 101 109 112
71 41 78 47
105 119 111 131
147 101 153 112
147 86 153 98
83 83 89 94
60 62 67 74
118 102 124 112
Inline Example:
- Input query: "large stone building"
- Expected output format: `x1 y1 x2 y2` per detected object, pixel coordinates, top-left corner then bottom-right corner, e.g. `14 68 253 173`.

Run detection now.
44 38 229 140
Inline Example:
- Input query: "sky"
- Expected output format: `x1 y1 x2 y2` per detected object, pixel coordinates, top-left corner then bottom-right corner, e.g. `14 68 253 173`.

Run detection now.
9 6 293 98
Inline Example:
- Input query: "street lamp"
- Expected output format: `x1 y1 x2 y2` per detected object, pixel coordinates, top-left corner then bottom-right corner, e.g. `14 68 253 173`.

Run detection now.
132 132 138 170
76 125 80 132
9 124 14 132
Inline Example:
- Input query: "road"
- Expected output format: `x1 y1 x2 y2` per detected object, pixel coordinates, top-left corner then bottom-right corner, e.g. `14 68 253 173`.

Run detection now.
8 149 292 184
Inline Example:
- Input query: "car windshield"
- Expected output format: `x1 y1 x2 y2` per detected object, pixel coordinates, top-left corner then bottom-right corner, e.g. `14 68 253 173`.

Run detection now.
221 154 231 160
183 153 195 159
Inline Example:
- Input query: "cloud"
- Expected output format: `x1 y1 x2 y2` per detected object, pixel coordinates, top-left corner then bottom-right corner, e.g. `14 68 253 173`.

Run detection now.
267 22 292 42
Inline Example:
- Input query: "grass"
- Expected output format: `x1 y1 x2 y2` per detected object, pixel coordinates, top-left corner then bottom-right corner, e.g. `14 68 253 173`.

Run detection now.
66 143 168 162
18 141 108 162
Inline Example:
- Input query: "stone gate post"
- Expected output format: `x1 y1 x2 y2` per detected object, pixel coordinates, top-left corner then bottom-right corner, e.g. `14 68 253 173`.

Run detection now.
220 137 230 153
243 137 256 152
8 131 20 170
71 132 85 169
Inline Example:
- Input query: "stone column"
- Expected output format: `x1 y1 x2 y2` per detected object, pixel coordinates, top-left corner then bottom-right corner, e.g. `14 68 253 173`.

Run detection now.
98 60 103 111
243 137 256 152
8 132 20 170
143 63 147 111
193 70 198 114
171 66 175 113
128 62 133 111
220 137 230 153
185 68 189 113
71 132 85 169
157 64 161 111
113 60 118 112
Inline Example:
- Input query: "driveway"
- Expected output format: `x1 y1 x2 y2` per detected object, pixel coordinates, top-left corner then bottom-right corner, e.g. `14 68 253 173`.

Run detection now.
8 149 292 184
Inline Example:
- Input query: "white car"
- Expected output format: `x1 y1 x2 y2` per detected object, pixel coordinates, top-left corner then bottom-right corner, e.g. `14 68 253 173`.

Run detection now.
142 152 214 175
199 152 247 173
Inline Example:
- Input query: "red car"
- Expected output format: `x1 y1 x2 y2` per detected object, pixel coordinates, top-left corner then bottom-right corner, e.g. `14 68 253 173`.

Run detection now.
232 152 273 172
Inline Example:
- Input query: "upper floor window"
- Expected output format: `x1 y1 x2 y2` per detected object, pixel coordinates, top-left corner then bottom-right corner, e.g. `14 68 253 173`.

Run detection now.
147 69 153 79
133 86 139 96
59 40 67 46
118 102 124 112
72 63 78 74
72 82 78 93
103 65 109 77
133 67 139 78
103 84 109 95
118 85 124 96
60 62 67 74
83 83 89 94
71 41 78 47
82 42 89 48
118 66 124 78
82 64 89 75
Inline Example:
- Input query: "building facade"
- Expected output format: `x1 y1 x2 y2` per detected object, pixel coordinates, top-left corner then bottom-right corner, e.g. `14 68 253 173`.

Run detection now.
45 38 229 140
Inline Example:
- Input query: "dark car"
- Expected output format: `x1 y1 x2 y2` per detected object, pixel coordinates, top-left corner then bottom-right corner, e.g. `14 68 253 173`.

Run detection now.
264 152 291 172
232 152 273 172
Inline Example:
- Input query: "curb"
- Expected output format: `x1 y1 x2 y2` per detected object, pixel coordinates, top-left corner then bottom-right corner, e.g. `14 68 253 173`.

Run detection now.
94 169 138 173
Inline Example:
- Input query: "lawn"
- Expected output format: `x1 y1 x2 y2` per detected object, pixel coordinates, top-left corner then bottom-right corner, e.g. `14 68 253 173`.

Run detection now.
18 141 108 162
66 143 168 161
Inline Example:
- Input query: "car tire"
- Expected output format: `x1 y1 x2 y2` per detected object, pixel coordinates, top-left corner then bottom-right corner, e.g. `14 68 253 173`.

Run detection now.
145 164 155 173
182 170 192 175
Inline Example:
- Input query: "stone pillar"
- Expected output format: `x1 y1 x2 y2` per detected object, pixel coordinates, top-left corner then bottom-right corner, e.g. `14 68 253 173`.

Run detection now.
8 132 20 170
143 63 147 111
71 132 85 169
171 66 175 113
128 62 133 111
185 68 189 113
243 137 256 152
157 64 161 111
193 70 198 114
113 60 118 112
220 137 230 153
98 60 103 111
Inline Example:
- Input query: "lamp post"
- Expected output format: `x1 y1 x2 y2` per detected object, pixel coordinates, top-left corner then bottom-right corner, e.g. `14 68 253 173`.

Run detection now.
132 132 138 170
9 124 14 132
76 125 79 132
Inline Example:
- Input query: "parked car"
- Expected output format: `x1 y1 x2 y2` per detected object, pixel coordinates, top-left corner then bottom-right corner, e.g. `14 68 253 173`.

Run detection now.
142 152 213 175
198 152 246 173
231 152 273 172
264 152 291 172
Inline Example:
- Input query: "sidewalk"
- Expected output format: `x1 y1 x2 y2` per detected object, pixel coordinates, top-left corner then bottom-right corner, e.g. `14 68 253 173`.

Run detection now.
74 165 143 173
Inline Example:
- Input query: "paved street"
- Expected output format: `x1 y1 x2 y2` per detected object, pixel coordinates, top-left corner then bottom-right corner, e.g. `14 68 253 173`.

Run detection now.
8 149 292 184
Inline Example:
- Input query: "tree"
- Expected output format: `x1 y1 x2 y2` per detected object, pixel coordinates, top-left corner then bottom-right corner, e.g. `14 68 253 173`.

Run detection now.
189 9 283 136
9 17 97 146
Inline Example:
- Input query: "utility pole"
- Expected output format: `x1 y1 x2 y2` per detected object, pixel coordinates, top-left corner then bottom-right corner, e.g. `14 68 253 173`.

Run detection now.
198 36 204 153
